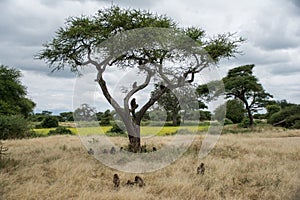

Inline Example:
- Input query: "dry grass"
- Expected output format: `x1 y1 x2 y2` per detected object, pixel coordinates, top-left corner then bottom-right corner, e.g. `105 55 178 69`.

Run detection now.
1 129 300 200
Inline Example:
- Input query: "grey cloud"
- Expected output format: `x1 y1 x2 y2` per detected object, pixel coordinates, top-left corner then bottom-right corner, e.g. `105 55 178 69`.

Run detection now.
290 0 300 8
268 63 300 76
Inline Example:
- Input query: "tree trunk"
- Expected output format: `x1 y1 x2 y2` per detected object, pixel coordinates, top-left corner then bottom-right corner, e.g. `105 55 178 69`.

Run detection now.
124 118 141 153
245 102 254 127
128 134 141 153
172 112 177 126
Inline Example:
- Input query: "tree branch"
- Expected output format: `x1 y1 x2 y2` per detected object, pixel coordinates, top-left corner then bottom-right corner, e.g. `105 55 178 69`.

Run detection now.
124 64 154 119
136 86 169 122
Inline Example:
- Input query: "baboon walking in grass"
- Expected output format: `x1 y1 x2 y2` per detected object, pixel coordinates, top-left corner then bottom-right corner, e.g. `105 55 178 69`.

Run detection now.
135 176 145 187
197 163 205 175
113 174 120 189
110 146 116 154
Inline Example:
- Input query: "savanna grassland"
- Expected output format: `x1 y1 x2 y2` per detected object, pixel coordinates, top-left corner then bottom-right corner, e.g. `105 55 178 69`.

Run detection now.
1 128 300 200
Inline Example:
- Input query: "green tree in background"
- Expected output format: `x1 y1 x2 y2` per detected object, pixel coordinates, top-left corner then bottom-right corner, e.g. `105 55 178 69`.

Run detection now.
226 99 245 123
0 65 35 117
223 65 272 127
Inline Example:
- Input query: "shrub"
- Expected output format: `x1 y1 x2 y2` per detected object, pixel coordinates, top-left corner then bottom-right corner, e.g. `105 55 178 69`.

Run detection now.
48 127 73 135
224 118 233 125
99 117 111 126
41 116 59 128
108 121 126 135
238 118 252 128
286 114 300 129
266 104 280 119
268 105 300 128
226 99 245 123
0 115 31 139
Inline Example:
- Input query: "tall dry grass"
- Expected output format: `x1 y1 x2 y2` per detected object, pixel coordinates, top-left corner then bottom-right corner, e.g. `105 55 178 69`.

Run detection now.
1 129 300 200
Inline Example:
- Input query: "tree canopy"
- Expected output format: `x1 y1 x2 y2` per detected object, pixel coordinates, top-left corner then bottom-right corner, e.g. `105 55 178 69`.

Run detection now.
223 64 272 126
37 6 244 152
0 65 35 117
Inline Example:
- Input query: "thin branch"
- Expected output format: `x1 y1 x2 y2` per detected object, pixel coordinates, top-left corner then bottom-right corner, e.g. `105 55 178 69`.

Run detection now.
124 64 154 118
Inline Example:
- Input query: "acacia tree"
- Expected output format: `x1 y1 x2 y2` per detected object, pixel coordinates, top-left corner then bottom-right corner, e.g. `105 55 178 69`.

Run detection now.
36 6 243 152
223 64 272 126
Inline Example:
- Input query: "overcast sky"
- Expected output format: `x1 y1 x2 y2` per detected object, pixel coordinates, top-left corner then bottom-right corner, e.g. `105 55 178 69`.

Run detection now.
0 0 299 114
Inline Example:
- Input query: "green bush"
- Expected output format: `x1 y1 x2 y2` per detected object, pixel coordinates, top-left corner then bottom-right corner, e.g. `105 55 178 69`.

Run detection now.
226 100 245 123
48 127 73 135
238 118 252 128
224 118 233 125
99 117 111 126
0 115 31 139
108 121 126 135
41 116 59 128
268 105 300 128
286 114 300 129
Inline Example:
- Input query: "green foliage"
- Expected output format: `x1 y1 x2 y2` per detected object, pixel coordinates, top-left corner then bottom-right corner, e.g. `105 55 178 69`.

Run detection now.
98 110 113 126
31 111 52 122
0 115 31 139
48 127 73 135
266 104 281 120
223 65 272 126
199 110 211 121
224 118 234 125
226 99 245 123
269 105 300 128
59 112 74 122
238 118 252 128
36 6 176 72
108 121 126 135
41 116 59 128
0 65 35 117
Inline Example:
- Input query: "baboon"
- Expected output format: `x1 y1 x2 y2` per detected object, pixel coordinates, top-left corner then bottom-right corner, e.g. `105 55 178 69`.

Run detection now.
110 147 116 154
113 174 120 189
197 163 205 175
87 148 94 155
130 98 139 110
126 180 135 186
103 149 108 153
152 147 157 152
140 144 147 153
135 176 145 187
132 81 137 89
159 84 166 90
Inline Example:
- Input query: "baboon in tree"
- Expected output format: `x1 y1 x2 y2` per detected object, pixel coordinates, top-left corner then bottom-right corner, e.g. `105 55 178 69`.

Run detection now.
135 176 145 187
110 146 116 154
130 98 139 110
113 174 120 189
159 84 166 90
132 81 137 89
197 163 205 175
